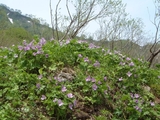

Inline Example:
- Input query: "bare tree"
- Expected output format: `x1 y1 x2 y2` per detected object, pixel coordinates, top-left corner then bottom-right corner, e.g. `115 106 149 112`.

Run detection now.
147 1 160 67
49 0 55 39
94 4 144 55
49 0 124 41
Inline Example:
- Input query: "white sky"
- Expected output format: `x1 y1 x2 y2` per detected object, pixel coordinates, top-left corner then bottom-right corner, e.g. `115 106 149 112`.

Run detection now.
0 0 157 36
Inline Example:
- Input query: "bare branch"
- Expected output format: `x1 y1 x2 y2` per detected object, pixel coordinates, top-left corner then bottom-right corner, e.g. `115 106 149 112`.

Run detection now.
55 0 62 40
49 0 54 39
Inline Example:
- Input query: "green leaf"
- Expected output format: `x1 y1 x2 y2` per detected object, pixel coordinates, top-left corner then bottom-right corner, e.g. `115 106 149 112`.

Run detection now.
38 68 43 75
49 65 57 71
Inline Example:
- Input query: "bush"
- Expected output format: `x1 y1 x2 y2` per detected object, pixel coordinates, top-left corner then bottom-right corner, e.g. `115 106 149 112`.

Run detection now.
0 38 160 119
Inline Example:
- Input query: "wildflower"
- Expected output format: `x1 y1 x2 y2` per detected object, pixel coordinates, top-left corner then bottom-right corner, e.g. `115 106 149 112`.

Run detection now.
53 98 58 102
92 84 98 90
93 61 100 67
98 81 102 85
33 52 37 56
134 94 139 98
134 106 142 112
65 39 70 44
36 83 41 89
104 76 107 81
67 93 74 98
150 102 155 106
135 99 139 103
120 62 125 66
58 99 63 106
86 76 91 82
45 54 49 58
69 103 73 110
91 77 96 82
130 93 134 98
73 100 77 107
38 74 43 79
126 71 132 77
118 77 123 81
84 57 89 62
36 50 42 54
78 54 82 58
18 46 23 51
39 38 46 45
61 86 67 92
41 95 46 100
89 43 96 49
126 57 131 61
24 46 30 51
129 62 134 66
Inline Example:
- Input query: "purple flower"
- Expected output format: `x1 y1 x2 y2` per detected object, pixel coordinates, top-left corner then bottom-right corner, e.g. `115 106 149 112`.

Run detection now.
104 76 107 81
24 46 30 51
67 93 74 98
84 57 89 62
92 84 98 91
129 62 134 66
120 62 125 66
98 81 102 85
39 38 46 45
130 93 134 98
36 50 43 54
135 99 139 103
134 106 142 112
69 103 73 110
78 54 82 58
91 77 96 82
18 46 23 51
73 100 77 107
134 94 139 98
61 86 67 92
41 95 46 100
36 83 41 89
86 76 91 82
118 77 123 81
150 102 155 106
38 74 43 79
53 98 58 102
93 61 100 67
23 40 27 45
126 57 131 61
45 54 49 58
126 71 132 77
65 39 70 44
58 99 63 106
33 52 37 56
89 43 96 49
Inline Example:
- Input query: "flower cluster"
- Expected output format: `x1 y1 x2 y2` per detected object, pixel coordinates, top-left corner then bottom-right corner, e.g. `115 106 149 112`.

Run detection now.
18 38 47 56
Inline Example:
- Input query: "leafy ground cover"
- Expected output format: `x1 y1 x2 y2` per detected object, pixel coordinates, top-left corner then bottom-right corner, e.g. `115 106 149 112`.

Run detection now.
0 37 160 120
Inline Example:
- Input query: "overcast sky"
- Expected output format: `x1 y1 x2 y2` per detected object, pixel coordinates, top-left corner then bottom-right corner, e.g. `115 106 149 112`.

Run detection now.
0 0 157 35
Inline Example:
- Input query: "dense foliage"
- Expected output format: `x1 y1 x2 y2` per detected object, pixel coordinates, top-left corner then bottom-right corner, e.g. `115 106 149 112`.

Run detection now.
0 38 160 119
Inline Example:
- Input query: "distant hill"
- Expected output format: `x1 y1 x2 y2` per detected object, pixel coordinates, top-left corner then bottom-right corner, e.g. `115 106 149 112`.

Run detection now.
0 4 54 46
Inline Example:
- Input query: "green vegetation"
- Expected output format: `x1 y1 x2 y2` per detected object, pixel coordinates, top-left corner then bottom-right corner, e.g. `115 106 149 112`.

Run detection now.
0 4 53 45
0 38 160 119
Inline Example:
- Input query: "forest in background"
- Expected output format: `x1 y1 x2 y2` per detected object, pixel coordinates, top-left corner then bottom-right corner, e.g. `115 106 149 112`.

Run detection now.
0 0 160 67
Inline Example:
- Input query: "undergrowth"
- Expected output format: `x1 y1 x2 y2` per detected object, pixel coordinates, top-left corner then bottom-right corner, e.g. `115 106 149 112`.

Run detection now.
0 37 160 120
